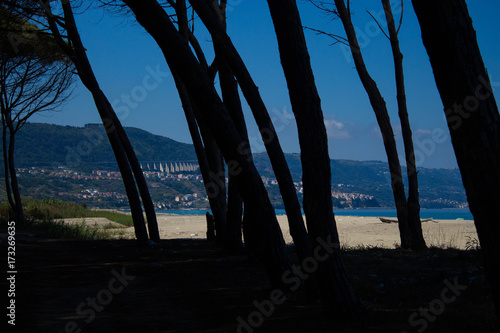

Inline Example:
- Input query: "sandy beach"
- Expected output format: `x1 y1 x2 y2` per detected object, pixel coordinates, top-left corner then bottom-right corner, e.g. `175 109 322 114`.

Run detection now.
79 213 477 249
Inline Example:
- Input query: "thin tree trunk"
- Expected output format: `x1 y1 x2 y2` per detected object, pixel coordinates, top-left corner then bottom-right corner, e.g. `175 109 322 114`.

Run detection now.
213 2 245 253
171 69 228 245
193 101 228 244
58 2 149 245
173 0 227 245
267 0 359 316
108 111 161 242
190 0 314 285
412 0 500 323
2 121 15 213
382 0 426 252
218 57 244 252
334 0 411 249
124 0 296 289
7 130 25 226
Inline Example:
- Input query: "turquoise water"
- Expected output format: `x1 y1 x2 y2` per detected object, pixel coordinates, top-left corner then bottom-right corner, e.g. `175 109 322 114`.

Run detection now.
156 208 473 220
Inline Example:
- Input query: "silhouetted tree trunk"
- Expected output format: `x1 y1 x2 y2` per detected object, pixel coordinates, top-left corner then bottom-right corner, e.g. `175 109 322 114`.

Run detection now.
189 0 314 291
212 0 245 253
202 129 227 243
173 1 228 246
333 0 412 250
0 7 74 227
4 124 25 225
124 0 296 288
412 0 500 322
44 2 150 245
171 68 228 245
267 0 359 316
2 122 15 213
218 55 245 252
382 0 426 252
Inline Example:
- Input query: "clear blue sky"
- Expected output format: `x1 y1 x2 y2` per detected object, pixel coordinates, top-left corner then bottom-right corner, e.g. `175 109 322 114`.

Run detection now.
31 0 500 169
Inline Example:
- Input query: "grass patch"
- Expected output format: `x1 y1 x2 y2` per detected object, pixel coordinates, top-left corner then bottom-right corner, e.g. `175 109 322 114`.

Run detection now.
0 198 133 226
29 218 112 240
82 209 133 226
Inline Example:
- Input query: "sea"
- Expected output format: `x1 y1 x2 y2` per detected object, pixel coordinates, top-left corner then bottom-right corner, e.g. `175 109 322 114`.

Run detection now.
155 208 473 220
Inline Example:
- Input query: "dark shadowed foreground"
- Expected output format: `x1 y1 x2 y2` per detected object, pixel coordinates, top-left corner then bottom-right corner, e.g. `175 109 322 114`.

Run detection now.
6 225 496 333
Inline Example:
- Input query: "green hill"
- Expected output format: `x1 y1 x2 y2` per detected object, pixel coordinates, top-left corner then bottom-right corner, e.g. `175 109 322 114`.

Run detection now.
4 122 197 172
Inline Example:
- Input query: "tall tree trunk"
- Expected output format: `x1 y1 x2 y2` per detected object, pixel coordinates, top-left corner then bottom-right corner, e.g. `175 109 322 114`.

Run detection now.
2 121 15 214
108 104 160 242
218 56 245 253
171 69 228 245
334 0 412 250
173 1 228 246
193 101 228 244
412 0 500 323
6 130 25 226
225 176 243 251
267 0 359 316
213 2 245 253
382 0 426 252
124 0 296 289
57 2 149 245
189 0 314 287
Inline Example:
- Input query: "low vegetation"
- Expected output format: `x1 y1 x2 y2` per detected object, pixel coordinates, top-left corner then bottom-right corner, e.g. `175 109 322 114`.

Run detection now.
0 198 133 226
0 198 135 241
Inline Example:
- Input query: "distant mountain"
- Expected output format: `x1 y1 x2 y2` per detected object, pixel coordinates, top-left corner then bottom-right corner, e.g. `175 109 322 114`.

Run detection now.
252 153 467 208
1 122 467 208
3 122 197 171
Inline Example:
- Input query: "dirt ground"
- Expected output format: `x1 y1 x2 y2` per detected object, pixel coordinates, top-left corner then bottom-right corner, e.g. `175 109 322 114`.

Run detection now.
2 215 497 333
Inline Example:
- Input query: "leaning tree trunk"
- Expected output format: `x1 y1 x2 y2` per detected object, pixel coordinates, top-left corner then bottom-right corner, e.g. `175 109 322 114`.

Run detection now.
58 2 149 245
106 100 160 242
382 0 426 252
412 0 500 323
124 0 296 289
190 0 314 287
173 1 228 246
171 69 228 245
267 0 360 316
334 0 412 250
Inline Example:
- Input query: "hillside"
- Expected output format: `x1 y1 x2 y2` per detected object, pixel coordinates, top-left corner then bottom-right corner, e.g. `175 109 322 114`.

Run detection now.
1 122 467 208
253 153 466 207
5 122 197 171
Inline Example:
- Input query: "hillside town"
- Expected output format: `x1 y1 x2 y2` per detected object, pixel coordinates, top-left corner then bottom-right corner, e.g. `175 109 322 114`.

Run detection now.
15 165 400 210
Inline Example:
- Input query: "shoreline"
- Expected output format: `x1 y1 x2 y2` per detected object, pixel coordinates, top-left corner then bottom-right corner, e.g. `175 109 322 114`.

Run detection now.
84 210 476 249
151 214 476 250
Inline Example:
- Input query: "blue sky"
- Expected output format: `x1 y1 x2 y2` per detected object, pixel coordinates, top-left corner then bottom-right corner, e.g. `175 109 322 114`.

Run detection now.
31 0 500 168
